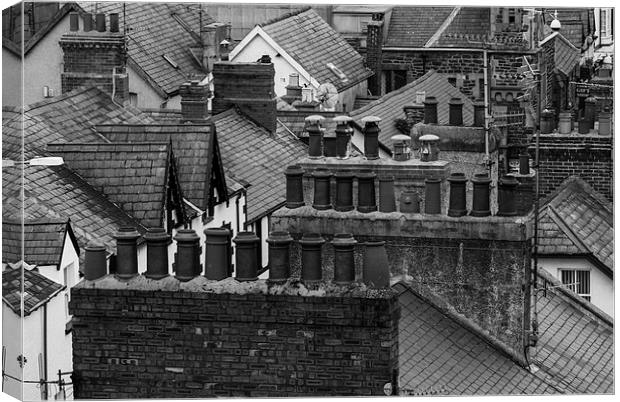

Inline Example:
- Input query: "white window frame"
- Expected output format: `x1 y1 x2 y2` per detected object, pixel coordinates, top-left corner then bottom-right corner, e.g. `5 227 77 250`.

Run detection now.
600 9 613 45
558 268 591 301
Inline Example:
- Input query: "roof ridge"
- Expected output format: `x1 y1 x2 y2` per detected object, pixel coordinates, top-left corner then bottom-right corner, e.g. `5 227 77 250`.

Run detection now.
545 205 590 254
259 6 313 27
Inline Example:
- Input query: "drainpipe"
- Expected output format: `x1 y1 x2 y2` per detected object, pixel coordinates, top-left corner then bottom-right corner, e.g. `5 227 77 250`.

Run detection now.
42 304 48 399
483 48 490 175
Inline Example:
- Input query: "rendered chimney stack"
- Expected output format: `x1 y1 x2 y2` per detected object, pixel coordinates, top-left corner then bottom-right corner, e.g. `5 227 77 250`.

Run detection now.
363 241 390 288
173 229 201 281
84 241 107 280
448 97 464 126
114 227 141 279
497 175 519 216
282 73 302 104
233 232 260 281
284 165 305 208
423 96 438 124
334 171 354 212
470 174 492 217
333 115 353 159
357 170 377 213
378 175 396 213
332 233 357 284
144 228 171 279
400 191 420 213
266 231 293 282
424 177 441 214
447 173 468 217
391 134 411 161
312 169 333 210
299 233 325 283
204 227 232 280
305 115 325 158
361 116 381 160
179 80 210 122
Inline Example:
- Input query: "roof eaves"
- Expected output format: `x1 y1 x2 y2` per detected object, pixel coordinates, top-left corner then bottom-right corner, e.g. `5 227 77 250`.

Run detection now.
24 283 66 317
2 36 21 56
259 7 312 28
24 2 85 55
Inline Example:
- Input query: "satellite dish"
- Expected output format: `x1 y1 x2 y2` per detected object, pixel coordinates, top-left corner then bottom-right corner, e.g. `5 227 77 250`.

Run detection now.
316 83 339 111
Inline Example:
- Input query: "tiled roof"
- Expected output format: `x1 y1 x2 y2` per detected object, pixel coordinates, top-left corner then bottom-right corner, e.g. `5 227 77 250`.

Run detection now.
46 142 172 228
260 8 372 91
350 70 473 149
2 266 65 316
533 270 614 393
2 165 146 259
2 219 78 266
80 2 212 96
385 7 454 48
95 123 226 211
395 283 558 395
213 108 308 222
546 33 580 76
536 177 613 273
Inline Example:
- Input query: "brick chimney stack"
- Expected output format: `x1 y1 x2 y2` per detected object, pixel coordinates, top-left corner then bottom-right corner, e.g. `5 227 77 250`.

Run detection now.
211 58 278 133
366 15 384 96
59 13 128 103
179 80 211 122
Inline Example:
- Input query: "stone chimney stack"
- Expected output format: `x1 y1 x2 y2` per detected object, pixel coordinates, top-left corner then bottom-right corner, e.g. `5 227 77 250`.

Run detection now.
59 12 128 103
366 14 384 96
179 80 211 122
211 58 277 133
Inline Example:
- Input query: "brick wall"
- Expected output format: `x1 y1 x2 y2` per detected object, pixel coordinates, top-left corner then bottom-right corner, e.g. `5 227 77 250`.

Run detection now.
69 279 400 398
529 134 613 201
272 209 532 361
366 20 383 95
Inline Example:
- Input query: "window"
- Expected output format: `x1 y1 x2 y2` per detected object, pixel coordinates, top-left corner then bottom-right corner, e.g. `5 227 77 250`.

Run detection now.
129 92 138 107
559 269 591 301
600 9 613 44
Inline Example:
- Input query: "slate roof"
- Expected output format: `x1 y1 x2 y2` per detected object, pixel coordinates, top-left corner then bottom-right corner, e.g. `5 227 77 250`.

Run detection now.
543 8 592 49
395 283 558 395
2 219 78 266
435 7 491 48
385 6 454 48
276 111 340 138
540 32 580 76
46 142 172 228
350 70 473 150
535 177 613 274
80 2 212 96
532 269 614 393
260 8 372 91
2 265 65 316
212 108 308 222
95 123 227 211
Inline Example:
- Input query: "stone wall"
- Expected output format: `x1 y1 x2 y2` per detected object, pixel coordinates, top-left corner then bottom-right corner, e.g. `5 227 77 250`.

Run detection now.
69 277 400 398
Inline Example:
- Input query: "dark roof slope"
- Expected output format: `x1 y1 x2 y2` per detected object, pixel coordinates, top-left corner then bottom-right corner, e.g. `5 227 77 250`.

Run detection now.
3 266 65 316
533 270 614 393
435 7 491 48
213 108 308 222
261 8 372 91
95 123 227 210
385 6 454 48
46 142 172 228
2 219 78 266
350 70 473 149
395 283 558 395
80 2 212 96
536 177 613 273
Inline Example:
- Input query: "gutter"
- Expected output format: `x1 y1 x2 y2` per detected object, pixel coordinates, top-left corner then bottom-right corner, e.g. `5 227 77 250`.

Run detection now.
382 46 538 54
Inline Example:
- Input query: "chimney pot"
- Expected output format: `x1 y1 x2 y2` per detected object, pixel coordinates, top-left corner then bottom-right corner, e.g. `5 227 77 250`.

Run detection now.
266 231 293 283
332 233 357 285
584 96 597 129
95 13 106 32
424 177 442 214
69 12 79 31
109 13 119 33
173 229 201 281
305 115 325 158
540 109 555 134
361 116 381 160
334 115 353 159
83 13 93 32
204 227 232 280
259 54 272 64
312 169 333 210
418 134 440 161
357 170 378 213
578 117 590 134
378 175 396 213
598 110 612 136
447 173 468 217
519 154 530 175
391 134 411 161
497 175 519 216
299 233 325 283
470 174 492 217
84 241 107 280
114 227 141 279
284 165 305 209
558 111 572 134
334 170 355 212
144 228 171 279
362 241 390 288
289 73 300 87
423 96 439 124
233 232 260 281
448 97 464 126
399 191 420 213
473 101 486 127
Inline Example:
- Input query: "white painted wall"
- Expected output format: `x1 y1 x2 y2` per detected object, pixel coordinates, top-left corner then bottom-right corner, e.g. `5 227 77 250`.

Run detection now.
2 48 22 107
2 303 23 401
538 257 614 317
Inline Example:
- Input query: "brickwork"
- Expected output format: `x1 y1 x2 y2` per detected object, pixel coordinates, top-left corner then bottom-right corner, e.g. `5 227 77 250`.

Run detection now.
366 20 384 95
271 209 532 359
69 280 400 398
529 134 613 201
